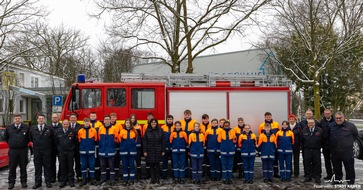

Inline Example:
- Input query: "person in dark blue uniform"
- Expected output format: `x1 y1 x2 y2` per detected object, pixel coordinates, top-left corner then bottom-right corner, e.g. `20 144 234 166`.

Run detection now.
320 108 335 180
50 113 62 183
4 114 30 189
29 114 54 189
55 120 77 188
301 119 323 183
326 112 358 185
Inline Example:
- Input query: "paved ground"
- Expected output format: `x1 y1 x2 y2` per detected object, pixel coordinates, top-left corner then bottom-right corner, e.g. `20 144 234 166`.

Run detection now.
1 153 362 190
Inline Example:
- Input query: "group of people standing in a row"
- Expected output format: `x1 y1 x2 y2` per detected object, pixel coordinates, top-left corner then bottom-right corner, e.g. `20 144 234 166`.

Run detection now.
4 108 358 189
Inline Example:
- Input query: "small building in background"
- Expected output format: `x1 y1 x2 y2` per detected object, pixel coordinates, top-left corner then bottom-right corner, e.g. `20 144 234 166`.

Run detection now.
0 64 67 126
132 49 282 76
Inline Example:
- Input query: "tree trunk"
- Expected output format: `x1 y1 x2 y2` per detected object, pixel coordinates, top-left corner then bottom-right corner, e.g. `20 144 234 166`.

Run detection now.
182 0 193 73
313 81 321 119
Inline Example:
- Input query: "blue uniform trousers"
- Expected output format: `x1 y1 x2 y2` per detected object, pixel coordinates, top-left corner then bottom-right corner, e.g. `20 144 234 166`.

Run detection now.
191 157 203 181
278 153 292 180
162 150 172 177
221 155 234 180
172 152 186 178
242 156 255 181
262 159 274 179
121 155 135 181
80 154 95 179
100 157 115 181
208 152 221 179
114 149 120 179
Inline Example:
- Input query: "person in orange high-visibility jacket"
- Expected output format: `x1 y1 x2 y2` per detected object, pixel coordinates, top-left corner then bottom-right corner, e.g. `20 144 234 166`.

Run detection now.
130 114 144 180
78 118 98 186
181 109 197 178
258 112 280 177
218 121 237 184
233 117 245 178
170 121 188 184
97 115 119 186
200 114 211 178
119 119 138 186
205 119 222 181
257 123 277 182
188 122 205 184
238 124 257 184
110 112 123 181
275 121 294 182
161 115 175 179
89 112 104 181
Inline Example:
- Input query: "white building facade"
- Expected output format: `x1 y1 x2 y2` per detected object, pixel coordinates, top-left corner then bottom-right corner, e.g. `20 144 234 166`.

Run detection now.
0 64 66 126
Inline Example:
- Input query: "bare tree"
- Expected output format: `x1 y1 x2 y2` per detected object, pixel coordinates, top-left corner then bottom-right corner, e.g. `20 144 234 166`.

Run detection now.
92 0 268 73
7 22 98 87
261 0 363 119
0 0 46 71
98 40 134 82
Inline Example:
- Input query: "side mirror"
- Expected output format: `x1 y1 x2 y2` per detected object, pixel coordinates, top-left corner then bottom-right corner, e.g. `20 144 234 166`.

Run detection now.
71 86 76 102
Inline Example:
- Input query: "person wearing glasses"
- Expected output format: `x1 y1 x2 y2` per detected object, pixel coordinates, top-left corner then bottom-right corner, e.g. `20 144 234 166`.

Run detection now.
326 112 358 185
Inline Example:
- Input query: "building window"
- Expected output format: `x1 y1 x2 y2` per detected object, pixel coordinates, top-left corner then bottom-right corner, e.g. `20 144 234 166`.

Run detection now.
19 100 24 113
131 88 155 109
31 76 39 87
0 99 3 112
18 73 25 87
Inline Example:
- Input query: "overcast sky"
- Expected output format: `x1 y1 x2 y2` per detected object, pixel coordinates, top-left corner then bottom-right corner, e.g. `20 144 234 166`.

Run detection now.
40 0 260 54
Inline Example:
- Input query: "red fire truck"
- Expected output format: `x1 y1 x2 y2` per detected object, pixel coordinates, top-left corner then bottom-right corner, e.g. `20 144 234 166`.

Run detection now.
60 73 291 134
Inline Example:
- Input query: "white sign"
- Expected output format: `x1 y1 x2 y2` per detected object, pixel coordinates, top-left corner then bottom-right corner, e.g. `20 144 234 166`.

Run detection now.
52 106 63 113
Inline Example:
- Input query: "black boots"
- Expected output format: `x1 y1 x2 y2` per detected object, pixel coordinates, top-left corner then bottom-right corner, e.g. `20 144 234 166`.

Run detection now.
136 168 143 181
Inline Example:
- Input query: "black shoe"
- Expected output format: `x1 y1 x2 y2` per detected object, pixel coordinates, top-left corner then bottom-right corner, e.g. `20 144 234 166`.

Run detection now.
161 176 167 180
197 180 201 185
8 183 15 189
228 179 232 184
274 174 280 178
80 179 87 187
192 180 196 184
281 178 285 182
150 179 155 184
50 179 56 183
98 179 106 186
250 180 254 184
244 180 247 183
238 171 243 178
268 178 273 182
69 182 75 187
89 179 96 185
180 179 185 184
323 176 332 180
294 175 299 178
130 180 134 185
46 183 52 188
59 183 66 188
315 178 321 183
286 178 291 182
223 179 227 184
123 181 128 186
109 181 115 186
173 178 178 184
21 182 27 188
304 178 312 182
32 183 41 189
263 178 268 182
